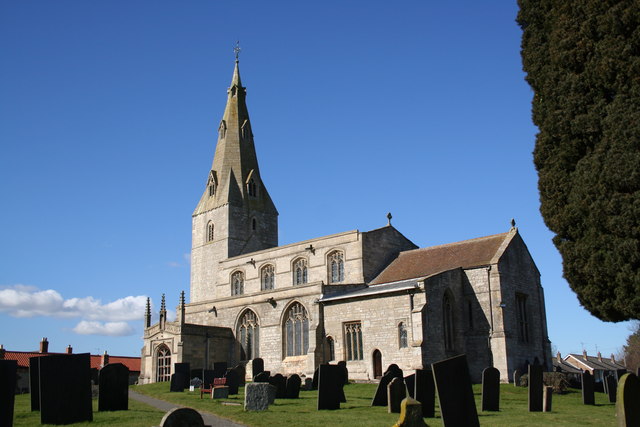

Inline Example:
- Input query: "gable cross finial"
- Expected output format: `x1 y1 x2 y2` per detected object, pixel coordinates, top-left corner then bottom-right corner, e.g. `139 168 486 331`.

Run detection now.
387 212 392 226
234 41 241 61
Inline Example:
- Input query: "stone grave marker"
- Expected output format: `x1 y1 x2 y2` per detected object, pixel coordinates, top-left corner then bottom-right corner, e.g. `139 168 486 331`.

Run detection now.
286 374 301 398
528 364 543 411
304 377 313 390
394 397 427 427
481 366 500 411
170 373 186 392
372 365 403 406
253 371 270 383
202 369 215 386
29 356 40 411
212 386 229 399
157 407 206 427
267 384 276 405
581 371 595 405
384 364 404 378
616 373 640 427
213 362 227 379
172 362 190 391
252 358 264 376
312 367 319 389
414 368 435 418
269 374 287 398
190 368 202 381
387 377 406 413
432 354 479 427
244 382 271 411
224 369 239 395
605 375 617 403
603 374 610 395
543 386 553 412
0 360 17 427
616 369 628 381
233 364 246 386
98 362 129 411
337 361 349 386
317 364 342 410
404 373 415 398
513 369 521 387
38 353 93 424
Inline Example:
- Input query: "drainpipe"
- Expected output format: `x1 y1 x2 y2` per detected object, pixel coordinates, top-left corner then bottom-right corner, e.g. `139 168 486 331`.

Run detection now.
487 266 494 367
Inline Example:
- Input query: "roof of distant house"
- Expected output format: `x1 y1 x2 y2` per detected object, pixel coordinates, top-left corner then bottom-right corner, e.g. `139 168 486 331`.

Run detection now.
2 350 140 372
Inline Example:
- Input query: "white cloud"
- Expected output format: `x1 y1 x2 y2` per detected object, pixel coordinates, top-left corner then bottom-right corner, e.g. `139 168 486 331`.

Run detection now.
72 321 135 336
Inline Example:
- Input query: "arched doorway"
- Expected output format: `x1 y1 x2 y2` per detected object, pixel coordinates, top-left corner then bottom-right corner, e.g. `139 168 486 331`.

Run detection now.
372 349 382 379
156 344 171 382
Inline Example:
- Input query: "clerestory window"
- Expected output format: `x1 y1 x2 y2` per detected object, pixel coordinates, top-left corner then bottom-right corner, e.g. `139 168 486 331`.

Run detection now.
293 258 308 285
328 250 345 283
261 264 275 291
231 271 244 296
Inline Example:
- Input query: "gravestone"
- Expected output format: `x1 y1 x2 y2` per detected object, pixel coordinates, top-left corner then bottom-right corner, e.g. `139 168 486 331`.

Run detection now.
269 374 287 398
202 369 215 386
267 384 276 405
304 377 313 391
233 364 246 386
190 368 202 380
38 353 93 424
170 373 186 392
603 374 610 395
317 364 342 410
158 407 205 427
190 377 203 388
543 386 553 412
0 360 17 427
528 364 543 411
581 371 595 405
481 367 500 411
372 372 396 406
432 354 479 427
252 358 264 376
513 369 522 387
616 369 628 381
394 397 427 427
213 362 227 379
244 382 271 411
212 386 229 399
414 369 435 418
224 369 239 395
384 364 404 378
616 373 640 427
387 377 406 413
285 374 301 398
98 362 129 411
337 361 349 386
404 373 415 398
312 367 319 389
253 371 270 383
605 375 617 403
29 356 40 411
173 363 190 391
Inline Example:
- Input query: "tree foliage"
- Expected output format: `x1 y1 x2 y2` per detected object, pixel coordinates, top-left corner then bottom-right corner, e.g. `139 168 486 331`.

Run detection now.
517 0 640 321
622 322 640 372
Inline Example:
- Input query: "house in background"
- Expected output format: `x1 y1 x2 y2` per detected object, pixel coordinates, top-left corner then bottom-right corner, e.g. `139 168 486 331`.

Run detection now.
562 350 628 384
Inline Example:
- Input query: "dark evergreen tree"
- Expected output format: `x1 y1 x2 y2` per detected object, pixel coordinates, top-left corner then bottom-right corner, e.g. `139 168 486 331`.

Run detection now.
517 1 640 321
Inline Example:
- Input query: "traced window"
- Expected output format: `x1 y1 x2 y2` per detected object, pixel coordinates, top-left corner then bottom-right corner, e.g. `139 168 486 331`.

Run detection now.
261 264 275 291
398 322 408 349
344 321 363 361
237 310 259 360
231 271 244 296
516 293 529 343
326 336 335 361
156 344 171 382
284 302 309 357
328 250 345 283
443 292 455 351
293 258 308 285
248 179 257 197
206 221 214 243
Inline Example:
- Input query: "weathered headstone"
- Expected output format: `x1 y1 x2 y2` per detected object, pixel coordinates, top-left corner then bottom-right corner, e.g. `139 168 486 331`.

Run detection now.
173 362 190 391
253 371 270 383
269 374 287 398
513 369 522 387
0 360 17 427
158 407 205 427
528 364 543 411
190 368 202 380
414 369 435 418
98 362 129 411
432 354 479 427
543 386 553 412
384 364 404 379
252 358 264 376
318 364 342 410
481 367 500 411
616 369 628 381
267 384 276 405
233 364 246 386
581 371 595 405
388 377 407 413
312 367 319 389
616 373 640 427
202 369 215 386
29 356 40 411
304 377 313 390
372 372 396 406
213 362 227 379
38 353 93 425
244 382 271 411
285 374 301 398
170 373 187 392
212 386 229 399
393 397 427 427
606 375 617 403
337 361 349 386
404 373 415 399
224 369 239 395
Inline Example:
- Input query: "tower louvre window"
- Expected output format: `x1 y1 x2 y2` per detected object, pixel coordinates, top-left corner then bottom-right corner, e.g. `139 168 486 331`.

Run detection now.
206 221 214 243
248 179 257 197
231 271 244 296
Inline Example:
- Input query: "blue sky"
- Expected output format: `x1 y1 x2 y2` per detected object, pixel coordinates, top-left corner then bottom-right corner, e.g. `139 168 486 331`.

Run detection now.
0 1 633 359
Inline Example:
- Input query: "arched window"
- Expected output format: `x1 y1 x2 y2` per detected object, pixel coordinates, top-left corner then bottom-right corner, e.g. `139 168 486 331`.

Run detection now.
237 310 259 360
248 179 257 197
398 322 408 348
284 302 309 357
293 258 308 285
328 250 345 283
206 221 214 242
156 344 171 382
231 271 244 296
326 336 335 361
443 292 455 351
344 321 363 360
261 264 275 291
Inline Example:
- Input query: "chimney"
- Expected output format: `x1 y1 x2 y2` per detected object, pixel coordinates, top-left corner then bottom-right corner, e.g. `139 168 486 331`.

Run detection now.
582 349 588 360
0 344 5 359
101 351 109 367
597 351 602 362
66 345 73 354
556 352 562 363
39 337 49 353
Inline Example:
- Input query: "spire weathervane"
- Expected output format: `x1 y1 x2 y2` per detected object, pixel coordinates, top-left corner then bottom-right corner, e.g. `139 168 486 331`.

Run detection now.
234 41 241 61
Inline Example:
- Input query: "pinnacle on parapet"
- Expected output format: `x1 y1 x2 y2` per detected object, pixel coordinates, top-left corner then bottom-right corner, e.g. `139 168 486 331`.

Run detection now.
160 293 166 312
180 290 185 307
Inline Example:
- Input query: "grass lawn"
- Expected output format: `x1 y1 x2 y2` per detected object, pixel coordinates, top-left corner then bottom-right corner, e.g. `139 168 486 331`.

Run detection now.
133 382 618 427
12 392 165 427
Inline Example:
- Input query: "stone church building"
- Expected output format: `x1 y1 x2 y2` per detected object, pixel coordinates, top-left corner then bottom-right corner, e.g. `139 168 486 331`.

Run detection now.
139 58 552 384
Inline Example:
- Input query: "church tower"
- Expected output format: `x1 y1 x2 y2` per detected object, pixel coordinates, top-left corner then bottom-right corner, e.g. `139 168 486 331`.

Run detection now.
190 56 278 302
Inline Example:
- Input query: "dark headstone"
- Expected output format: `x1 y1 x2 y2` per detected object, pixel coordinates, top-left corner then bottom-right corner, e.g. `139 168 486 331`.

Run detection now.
212 386 229 399
285 374 301 398
581 371 595 405
543 386 553 412
170 373 186 392
432 354 479 427
266 384 276 405
98 363 129 411
174 363 190 389
387 377 406 413
233 364 246 386
38 353 93 425
269 374 287 399
224 369 239 395
384 364 404 378
528 364 543 411
253 370 270 383
481 367 500 412
404 373 415 399
616 369 628 381
637 367 640 377
603 374 610 395
252 358 264 376
337 361 349 386
29 356 40 411
158 407 204 427
414 369 435 418
0 360 17 427
513 369 522 387
312 367 319 389
202 369 215 386
304 377 313 391
190 368 202 380
213 362 227 379
372 373 396 406
317 364 341 410
606 375 617 403
616 373 640 427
